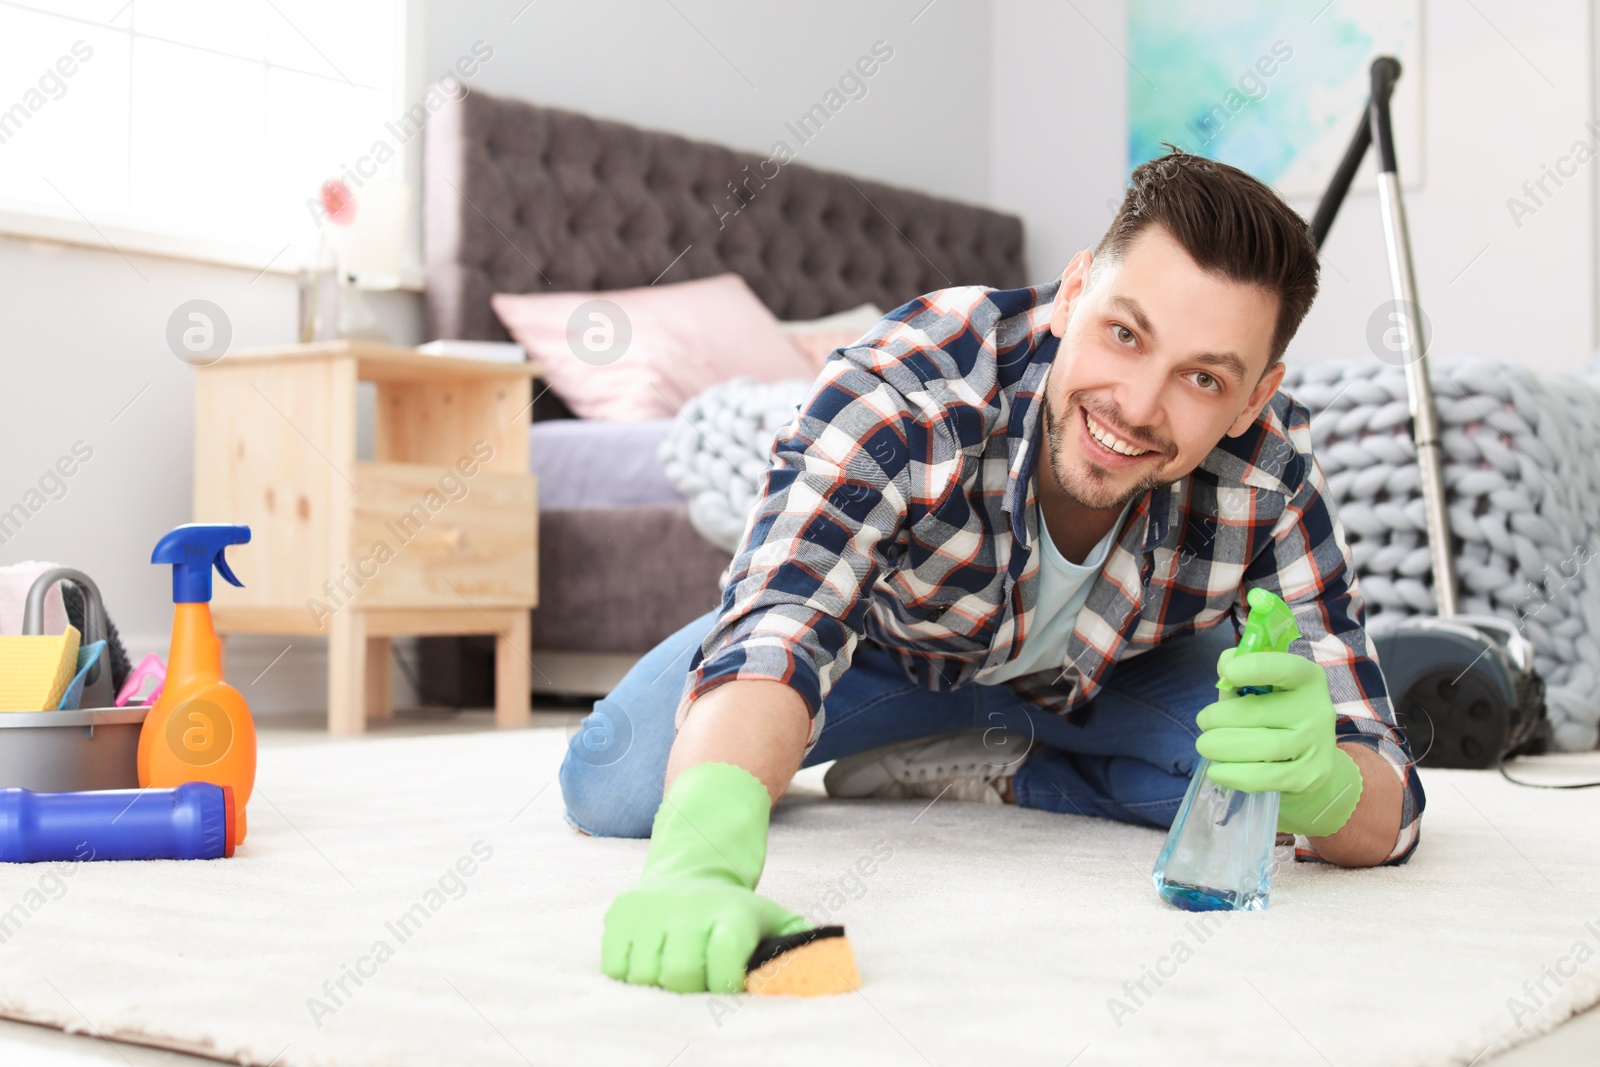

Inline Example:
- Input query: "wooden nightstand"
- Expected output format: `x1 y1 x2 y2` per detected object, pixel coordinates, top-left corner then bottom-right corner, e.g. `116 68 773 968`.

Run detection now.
192 341 539 734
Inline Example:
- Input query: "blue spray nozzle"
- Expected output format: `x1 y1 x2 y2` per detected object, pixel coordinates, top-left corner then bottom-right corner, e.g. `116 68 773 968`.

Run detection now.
151 524 252 603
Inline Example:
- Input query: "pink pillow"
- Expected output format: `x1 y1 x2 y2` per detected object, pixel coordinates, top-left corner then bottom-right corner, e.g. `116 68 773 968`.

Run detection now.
780 303 886 373
787 328 876 374
491 274 814 420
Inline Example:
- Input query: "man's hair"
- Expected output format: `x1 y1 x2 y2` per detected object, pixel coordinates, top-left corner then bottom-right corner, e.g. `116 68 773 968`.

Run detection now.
1092 145 1320 366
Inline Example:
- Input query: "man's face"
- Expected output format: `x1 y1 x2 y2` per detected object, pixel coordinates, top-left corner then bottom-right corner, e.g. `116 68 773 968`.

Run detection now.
1041 224 1287 511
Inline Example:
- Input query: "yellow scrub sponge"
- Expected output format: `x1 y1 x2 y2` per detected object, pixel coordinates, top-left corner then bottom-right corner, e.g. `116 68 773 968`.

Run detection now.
0 624 81 712
745 926 861 996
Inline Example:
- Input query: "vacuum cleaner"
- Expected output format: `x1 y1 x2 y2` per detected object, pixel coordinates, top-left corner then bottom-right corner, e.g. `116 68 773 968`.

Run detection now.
1309 57 1548 770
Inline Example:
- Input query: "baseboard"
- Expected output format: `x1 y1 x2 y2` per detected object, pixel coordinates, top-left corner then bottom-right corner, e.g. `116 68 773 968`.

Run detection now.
124 632 635 714
126 631 422 718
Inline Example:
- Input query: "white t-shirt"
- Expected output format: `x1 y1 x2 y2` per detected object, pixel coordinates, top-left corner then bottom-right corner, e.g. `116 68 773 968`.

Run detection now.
979 497 1133 686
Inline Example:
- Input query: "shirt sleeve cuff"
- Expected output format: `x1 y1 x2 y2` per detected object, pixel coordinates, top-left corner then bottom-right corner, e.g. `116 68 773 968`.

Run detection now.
672 643 829 755
1292 734 1423 866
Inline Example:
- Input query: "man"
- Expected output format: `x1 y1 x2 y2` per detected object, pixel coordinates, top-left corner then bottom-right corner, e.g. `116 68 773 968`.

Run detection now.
561 148 1425 995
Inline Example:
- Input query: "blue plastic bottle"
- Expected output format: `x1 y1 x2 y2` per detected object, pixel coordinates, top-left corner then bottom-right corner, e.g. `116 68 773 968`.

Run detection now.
1151 588 1301 912
0 782 234 863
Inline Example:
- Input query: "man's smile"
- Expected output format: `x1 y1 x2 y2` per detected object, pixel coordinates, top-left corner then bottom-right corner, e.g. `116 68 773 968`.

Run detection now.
1083 408 1153 457
1076 404 1165 471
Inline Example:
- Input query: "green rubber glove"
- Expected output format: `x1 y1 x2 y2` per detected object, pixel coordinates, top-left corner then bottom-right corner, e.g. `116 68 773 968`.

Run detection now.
601 761 809 994
1195 648 1365 838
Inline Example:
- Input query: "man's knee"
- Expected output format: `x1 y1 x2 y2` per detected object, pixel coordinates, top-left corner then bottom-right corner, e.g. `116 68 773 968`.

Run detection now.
1091 751 1196 830
1133 786 1190 830
557 610 719 838
559 698 664 838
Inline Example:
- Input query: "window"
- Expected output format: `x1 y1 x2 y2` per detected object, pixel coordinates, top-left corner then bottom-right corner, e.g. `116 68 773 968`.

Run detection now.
0 0 406 271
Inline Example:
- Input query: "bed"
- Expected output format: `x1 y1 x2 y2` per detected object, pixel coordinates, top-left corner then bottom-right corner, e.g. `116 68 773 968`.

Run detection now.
420 87 1026 701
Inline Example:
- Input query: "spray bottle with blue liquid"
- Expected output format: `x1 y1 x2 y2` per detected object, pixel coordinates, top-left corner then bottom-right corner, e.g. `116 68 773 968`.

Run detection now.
1151 587 1300 912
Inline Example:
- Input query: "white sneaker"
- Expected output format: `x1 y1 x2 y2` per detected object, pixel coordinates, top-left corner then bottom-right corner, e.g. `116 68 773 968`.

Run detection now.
822 729 1034 805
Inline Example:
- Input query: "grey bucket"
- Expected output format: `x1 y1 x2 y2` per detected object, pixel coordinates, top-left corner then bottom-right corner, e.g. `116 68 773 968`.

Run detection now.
0 706 147 791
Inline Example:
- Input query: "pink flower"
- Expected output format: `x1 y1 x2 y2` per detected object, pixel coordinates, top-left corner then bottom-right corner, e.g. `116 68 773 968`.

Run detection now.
321 179 356 226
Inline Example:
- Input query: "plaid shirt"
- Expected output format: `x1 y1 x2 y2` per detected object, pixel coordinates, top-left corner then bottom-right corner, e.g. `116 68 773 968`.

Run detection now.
680 281 1424 864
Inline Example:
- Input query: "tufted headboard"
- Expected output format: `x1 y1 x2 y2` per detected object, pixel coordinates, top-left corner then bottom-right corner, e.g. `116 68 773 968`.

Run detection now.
424 88 1027 357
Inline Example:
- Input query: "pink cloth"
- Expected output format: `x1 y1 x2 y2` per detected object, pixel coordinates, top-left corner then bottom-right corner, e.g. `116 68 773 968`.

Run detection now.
492 274 814 421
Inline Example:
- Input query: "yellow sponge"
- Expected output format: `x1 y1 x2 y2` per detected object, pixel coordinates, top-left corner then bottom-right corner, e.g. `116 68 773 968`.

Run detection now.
0 624 81 712
746 926 861 997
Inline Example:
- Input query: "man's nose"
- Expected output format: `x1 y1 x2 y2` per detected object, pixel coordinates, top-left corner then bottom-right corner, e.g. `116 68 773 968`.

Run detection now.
1111 375 1166 443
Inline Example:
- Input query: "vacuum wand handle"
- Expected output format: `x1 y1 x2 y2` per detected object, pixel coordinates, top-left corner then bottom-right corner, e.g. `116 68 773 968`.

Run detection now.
1310 57 1459 617
1367 58 1460 617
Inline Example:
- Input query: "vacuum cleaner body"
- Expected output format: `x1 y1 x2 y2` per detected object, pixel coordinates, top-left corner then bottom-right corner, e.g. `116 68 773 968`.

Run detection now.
1373 615 1548 769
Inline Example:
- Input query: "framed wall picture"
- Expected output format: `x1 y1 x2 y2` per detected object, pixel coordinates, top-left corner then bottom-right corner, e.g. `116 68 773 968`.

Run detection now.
1127 0 1423 196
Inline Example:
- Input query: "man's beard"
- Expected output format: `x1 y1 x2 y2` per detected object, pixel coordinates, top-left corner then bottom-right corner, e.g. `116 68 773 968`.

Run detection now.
1042 389 1177 512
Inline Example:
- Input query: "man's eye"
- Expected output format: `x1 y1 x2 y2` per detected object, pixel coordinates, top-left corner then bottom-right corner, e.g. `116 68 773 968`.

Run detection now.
1189 371 1220 392
1113 324 1136 346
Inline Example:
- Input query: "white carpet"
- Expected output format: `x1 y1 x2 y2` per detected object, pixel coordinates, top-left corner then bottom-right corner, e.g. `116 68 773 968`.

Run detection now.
0 728 1597 1067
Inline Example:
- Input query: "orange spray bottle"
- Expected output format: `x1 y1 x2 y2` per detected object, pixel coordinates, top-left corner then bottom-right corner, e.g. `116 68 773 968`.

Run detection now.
138 524 256 844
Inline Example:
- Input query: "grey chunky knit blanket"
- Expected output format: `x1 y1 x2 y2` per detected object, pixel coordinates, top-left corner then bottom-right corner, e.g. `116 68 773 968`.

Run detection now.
658 360 1600 750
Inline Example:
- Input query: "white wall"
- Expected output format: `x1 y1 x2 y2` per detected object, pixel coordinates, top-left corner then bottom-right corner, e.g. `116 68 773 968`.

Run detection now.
989 0 1598 373
988 0 1127 286
425 0 994 206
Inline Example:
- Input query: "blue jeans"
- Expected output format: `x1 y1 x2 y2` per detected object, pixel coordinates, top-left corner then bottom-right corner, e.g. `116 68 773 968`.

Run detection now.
559 609 1233 838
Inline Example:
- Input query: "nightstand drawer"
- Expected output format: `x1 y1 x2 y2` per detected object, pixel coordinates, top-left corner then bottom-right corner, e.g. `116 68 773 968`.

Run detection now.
351 463 537 609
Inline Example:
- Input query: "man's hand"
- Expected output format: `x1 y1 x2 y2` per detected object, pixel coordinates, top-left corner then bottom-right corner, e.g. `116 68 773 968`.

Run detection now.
1194 648 1364 837
601 761 809 994
604 879 806 993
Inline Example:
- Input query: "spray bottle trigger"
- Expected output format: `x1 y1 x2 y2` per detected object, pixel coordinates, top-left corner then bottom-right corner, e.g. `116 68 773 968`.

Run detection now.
1232 588 1301 696
214 551 244 589
150 523 252 603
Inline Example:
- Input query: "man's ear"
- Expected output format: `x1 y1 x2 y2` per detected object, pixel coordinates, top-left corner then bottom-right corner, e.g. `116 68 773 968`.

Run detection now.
1226 360 1286 437
1049 250 1094 338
